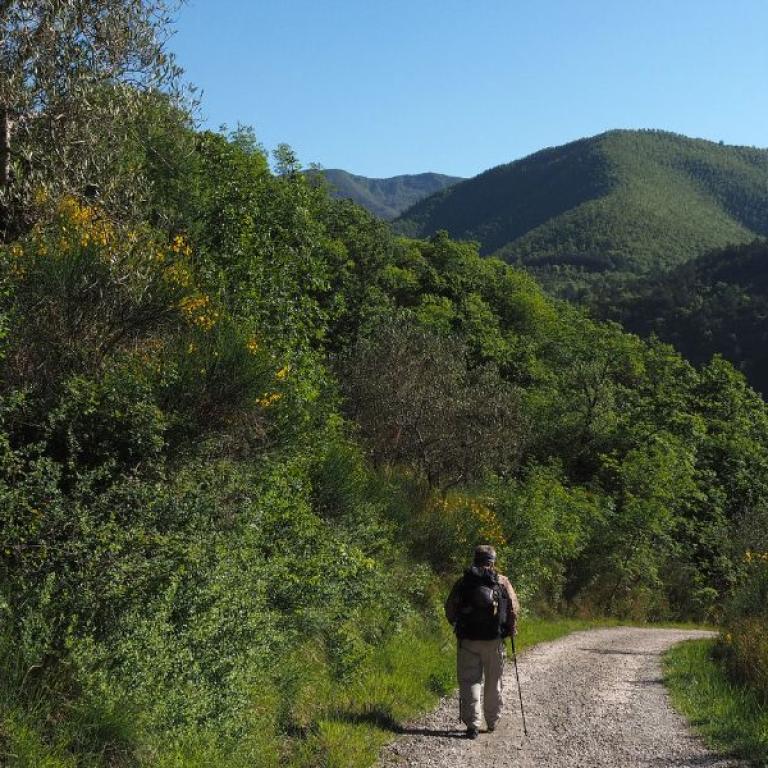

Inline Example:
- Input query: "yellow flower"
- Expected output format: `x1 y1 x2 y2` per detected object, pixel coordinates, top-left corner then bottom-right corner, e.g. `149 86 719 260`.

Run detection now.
179 295 210 314
170 234 192 257
33 187 49 206
275 365 290 380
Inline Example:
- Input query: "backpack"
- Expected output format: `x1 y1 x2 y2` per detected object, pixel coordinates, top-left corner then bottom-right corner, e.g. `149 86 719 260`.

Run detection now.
454 566 511 641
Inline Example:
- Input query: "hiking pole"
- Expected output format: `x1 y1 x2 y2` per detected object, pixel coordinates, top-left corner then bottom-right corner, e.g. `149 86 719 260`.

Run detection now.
457 637 462 723
510 635 528 737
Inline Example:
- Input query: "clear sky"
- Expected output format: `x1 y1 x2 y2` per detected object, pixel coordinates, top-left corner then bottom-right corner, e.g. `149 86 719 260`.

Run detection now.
171 0 768 178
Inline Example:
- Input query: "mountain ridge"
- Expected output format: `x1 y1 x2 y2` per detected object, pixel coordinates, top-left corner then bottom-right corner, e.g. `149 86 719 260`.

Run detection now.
310 168 462 220
394 129 768 281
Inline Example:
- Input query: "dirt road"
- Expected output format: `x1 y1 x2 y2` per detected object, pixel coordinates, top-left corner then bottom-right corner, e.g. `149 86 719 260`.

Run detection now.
378 627 742 768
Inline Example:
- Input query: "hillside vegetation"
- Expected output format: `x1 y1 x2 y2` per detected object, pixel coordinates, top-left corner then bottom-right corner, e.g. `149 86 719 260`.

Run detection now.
311 169 461 219
594 238 768 396
395 130 768 282
0 6 767 766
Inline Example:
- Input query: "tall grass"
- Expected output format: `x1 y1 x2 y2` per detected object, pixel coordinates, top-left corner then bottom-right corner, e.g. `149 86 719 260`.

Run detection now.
664 639 768 767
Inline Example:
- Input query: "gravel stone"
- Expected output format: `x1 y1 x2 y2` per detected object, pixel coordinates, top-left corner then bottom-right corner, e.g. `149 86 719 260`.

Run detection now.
377 627 743 768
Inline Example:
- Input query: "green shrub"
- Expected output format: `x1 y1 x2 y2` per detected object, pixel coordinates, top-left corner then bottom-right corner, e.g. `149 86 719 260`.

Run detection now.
721 550 768 703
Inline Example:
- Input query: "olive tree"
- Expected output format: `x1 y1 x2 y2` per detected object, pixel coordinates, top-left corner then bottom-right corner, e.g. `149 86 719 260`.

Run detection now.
0 0 185 238
340 316 523 488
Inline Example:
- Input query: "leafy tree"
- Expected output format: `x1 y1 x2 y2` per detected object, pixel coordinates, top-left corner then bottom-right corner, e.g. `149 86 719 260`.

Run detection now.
340 316 522 488
597 434 698 617
272 142 301 176
0 0 184 238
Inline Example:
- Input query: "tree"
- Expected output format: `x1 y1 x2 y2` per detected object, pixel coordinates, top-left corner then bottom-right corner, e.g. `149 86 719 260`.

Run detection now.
340 316 522 488
272 143 301 176
0 0 184 239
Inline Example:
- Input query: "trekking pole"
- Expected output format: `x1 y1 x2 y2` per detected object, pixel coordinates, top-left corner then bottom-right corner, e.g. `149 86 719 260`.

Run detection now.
510 635 528 737
457 636 462 723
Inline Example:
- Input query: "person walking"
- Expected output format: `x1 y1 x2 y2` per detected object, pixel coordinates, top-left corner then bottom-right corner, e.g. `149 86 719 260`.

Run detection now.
444 544 520 739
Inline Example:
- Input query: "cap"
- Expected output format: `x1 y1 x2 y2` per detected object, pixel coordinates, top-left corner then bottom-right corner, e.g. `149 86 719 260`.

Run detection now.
473 544 497 566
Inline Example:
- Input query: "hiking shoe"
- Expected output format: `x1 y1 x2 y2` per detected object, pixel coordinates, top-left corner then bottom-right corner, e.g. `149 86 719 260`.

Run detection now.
487 723 497 733
466 727 479 740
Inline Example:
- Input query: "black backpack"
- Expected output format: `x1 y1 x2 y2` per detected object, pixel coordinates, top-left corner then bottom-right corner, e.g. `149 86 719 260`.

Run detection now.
455 566 510 641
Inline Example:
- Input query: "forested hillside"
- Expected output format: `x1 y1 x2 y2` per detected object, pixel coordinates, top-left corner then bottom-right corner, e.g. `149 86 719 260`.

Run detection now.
594 238 768 395
395 130 768 287
311 169 461 219
1 5 767 767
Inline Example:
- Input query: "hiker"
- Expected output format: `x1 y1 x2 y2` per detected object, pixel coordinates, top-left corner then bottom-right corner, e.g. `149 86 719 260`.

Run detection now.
444 544 520 739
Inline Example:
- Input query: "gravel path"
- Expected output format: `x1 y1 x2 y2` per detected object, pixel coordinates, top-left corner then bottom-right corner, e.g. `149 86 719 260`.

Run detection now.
378 627 743 768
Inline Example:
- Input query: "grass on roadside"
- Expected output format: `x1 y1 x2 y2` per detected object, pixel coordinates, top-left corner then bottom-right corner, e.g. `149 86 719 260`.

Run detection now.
664 638 768 767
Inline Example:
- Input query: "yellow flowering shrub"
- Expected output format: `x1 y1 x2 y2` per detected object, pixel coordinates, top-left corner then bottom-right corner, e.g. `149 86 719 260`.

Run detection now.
0 194 289 455
178 293 221 332
414 490 507 570
0 196 229 393
163 260 193 288
56 196 116 251
257 392 283 408
170 233 193 257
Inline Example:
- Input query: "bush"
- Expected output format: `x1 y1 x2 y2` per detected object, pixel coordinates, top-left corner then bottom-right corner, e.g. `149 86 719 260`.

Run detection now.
720 550 768 703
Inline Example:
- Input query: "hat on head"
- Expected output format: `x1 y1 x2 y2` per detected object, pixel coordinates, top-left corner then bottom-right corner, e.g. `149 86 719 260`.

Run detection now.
473 544 497 567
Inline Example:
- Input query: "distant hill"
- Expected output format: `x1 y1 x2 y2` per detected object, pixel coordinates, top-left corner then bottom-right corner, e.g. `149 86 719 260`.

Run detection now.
395 130 768 280
312 169 462 220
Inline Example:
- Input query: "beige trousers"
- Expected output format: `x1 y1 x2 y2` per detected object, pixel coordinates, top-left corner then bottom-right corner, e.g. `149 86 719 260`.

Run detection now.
457 637 505 730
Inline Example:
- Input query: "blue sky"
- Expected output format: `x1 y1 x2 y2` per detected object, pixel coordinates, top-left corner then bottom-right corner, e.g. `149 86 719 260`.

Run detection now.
172 1 768 178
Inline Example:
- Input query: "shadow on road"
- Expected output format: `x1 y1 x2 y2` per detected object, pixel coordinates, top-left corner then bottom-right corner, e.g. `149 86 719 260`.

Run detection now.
396 727 467 739
579 647 660 657
334 708 466 739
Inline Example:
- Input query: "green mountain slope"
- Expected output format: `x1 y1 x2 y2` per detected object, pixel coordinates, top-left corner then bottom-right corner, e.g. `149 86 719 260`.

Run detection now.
595 238 768 394
315 168 462 219
395 130 768 277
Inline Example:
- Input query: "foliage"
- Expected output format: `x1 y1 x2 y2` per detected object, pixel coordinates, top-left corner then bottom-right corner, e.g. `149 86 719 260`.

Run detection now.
493 465 603 608
0 38 767 764
0 0 186 239
339 316 521 489
593 238 768 396
665 639 768 766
